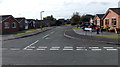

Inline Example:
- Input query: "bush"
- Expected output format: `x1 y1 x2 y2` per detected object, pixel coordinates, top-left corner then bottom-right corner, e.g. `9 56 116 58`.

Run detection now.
103 26 110 29
71 23 77 25
109 27 115 31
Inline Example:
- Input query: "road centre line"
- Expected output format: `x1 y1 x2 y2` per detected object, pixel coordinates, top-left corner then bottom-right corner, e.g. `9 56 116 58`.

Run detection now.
42 34 50 38
23 40 39 50
50 31 55 34
10 48 20 50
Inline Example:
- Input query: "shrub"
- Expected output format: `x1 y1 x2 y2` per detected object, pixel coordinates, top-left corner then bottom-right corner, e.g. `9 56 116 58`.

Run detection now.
109 27 115 31
103 26 110 30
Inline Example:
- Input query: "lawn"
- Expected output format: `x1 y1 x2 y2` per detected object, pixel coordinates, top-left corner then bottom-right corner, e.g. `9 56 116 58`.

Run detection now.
12 27 51 35
93 34 120 39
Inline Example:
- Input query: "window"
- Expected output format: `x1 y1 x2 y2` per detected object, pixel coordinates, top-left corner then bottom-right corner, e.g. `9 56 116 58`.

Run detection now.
97 19 100 25
112 18 116 26
105 19 109 26
12 22 17 28
4 22 9 29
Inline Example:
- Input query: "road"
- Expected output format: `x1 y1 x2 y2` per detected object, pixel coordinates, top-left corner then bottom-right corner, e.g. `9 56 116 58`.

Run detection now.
2 26 119 65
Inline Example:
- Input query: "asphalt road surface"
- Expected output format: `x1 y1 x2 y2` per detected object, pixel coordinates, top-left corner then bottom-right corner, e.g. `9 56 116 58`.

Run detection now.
2 26 119 65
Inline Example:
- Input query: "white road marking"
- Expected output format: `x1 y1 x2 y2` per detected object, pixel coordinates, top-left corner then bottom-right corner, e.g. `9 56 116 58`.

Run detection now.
29 46 36 48
50 49 59 51
36 49 46 51
50 31 55 34
76 47 85 49
106 49 118 51
38 46 47 49
89 47 99 49
64 47 73 49
76 49 87 51
103 47 114 49
91 49 102 51
23 49 33 50
45 38 50 39
10 48 20 50
63 49 73 51
51 47 60 49
42 34 50 39
23 40 39 50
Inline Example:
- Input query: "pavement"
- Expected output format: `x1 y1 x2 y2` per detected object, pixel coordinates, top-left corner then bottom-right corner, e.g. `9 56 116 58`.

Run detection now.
0 27 53 41
1 26 120 66
64 28 119 45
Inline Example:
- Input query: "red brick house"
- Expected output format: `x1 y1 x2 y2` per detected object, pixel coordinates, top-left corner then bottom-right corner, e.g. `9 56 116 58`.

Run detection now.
93 14 105 26
102 8 120 29
0 15 19 34
15 17 26 31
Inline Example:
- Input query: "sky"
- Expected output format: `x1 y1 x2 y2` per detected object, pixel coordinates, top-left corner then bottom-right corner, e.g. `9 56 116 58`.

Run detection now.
0 0 119 19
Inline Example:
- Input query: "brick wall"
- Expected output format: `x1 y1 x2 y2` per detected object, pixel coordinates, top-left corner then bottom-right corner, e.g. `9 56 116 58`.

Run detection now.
2 17 19 34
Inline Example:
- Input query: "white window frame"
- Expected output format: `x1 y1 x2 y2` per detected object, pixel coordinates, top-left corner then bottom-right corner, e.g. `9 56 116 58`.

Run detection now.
4 22 10 29
12 22 17 28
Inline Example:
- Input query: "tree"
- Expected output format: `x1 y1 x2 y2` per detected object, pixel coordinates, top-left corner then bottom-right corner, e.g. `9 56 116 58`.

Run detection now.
43 15 56 21
70 12 81 25
81 14 95 23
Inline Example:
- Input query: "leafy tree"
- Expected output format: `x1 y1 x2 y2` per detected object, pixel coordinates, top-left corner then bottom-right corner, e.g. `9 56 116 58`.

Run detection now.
70 12 81 25
81 14 95 23
43 15 56 21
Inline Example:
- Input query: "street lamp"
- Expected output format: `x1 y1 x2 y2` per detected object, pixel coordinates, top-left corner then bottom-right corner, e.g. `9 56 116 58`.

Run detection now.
40 11 44 20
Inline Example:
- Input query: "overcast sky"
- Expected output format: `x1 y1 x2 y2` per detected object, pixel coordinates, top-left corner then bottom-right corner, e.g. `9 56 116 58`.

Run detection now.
0 0 119 19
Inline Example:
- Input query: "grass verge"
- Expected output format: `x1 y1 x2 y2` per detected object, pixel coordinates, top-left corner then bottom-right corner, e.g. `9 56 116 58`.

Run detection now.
12 27 51 35
93 34 120 39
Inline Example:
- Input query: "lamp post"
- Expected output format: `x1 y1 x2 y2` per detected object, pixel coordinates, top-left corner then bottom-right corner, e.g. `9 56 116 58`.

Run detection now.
40 11 44 20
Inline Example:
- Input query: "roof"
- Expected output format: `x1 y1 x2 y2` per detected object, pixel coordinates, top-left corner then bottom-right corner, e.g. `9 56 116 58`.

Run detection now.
0 15 12 22
109 8 120 16
15 17 25 22
96 14 105 19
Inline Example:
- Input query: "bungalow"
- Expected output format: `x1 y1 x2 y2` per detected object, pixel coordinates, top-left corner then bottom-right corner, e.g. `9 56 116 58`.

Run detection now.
15 17 26 30
0 15 19 34
26 19 36 29
93 14 105 26
35 20 43 28
102 8 120 29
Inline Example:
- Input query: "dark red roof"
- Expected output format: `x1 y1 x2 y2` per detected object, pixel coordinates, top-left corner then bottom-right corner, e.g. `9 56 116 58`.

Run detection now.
109 8 120 16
